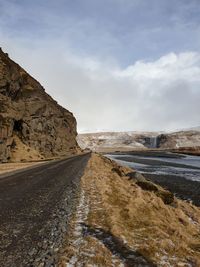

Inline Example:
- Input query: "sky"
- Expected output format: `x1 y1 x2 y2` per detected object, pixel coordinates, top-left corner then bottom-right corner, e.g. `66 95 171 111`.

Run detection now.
0 0 200 133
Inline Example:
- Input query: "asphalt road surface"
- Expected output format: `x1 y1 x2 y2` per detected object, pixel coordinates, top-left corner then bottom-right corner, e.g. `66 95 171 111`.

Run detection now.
0 153 90 267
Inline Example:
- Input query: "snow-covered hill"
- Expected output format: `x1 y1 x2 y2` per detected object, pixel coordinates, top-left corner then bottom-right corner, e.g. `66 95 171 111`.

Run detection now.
159 130 200 149
77 127 200 152
77 131 160 152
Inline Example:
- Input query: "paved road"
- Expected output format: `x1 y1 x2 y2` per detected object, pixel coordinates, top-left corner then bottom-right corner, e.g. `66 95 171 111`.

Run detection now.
0 153 90 267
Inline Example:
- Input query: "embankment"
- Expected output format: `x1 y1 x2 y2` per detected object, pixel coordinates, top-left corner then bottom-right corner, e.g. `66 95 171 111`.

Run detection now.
59 153 200 267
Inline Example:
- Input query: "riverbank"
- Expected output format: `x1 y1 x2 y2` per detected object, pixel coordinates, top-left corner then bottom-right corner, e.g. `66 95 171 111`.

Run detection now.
171 147 200 156
143 172 200 206
107 151 200 207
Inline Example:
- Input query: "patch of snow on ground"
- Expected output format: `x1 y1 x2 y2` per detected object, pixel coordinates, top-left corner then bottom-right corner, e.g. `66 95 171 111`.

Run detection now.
66 189 89 267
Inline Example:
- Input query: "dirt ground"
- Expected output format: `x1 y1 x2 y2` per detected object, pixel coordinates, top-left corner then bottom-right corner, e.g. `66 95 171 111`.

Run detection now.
0 161 44 175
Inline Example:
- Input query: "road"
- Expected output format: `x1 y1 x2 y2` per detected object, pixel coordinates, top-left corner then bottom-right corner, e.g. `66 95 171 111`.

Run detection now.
0 153 90 267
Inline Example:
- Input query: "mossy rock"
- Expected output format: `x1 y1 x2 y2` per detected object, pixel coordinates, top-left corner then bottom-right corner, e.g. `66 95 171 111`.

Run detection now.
156 190 174 205
112 167 125 177
136 179 174 205
126 171 146 182
136 180 158 192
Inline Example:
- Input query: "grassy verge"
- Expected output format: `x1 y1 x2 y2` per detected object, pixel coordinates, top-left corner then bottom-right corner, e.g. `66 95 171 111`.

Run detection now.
59 153 200 266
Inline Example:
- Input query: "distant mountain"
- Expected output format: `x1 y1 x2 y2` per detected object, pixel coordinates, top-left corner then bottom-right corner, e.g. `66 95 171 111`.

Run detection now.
158 131 200 149
180 126 200 132
78 128 200 153
77 131 161 152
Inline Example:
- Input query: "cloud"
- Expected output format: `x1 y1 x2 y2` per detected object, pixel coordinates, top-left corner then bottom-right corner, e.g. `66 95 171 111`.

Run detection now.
2 38 199 132
37 50 200 132
1 0 200 65
0 0 200 132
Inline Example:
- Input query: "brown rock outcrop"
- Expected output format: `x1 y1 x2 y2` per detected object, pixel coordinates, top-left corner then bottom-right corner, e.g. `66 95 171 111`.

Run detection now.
158 131 200 149
0 48 79 162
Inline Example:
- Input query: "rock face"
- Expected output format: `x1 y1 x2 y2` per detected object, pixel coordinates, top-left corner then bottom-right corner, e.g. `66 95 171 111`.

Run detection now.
0 48 79 162
158 130 200 149
156 130 200 155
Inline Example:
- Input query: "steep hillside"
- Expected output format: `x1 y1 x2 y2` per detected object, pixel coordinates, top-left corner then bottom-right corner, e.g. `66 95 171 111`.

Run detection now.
0 48 79 162
59 153 200 266
157 130 200 155
158 130 200 149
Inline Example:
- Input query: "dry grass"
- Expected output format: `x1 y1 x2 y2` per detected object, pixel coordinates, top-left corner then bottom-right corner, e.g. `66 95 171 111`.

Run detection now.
59 153 200 267
10 135 44 162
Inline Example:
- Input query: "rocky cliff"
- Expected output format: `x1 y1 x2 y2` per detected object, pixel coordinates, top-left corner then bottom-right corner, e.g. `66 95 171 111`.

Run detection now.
158 130 200 149
0 48 79 162
157 130 200 155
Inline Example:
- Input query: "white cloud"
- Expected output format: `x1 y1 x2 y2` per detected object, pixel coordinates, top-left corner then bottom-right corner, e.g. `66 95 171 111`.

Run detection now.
1 33 200 133
1 0 200 133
